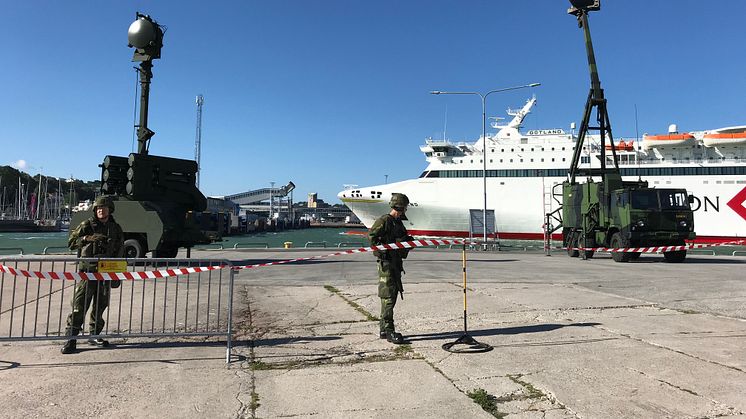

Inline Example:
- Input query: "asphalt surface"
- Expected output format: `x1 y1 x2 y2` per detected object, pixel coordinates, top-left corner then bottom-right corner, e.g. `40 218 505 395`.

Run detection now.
2 247 745 418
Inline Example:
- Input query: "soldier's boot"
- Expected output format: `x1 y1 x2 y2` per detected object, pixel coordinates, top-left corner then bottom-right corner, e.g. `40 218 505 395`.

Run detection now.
87 338 110 347
385 331 404 344
379 331 387 339
61 339 77 354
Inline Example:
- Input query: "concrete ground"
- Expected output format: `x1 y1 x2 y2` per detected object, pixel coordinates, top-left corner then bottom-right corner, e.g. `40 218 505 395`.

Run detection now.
1 248 745 418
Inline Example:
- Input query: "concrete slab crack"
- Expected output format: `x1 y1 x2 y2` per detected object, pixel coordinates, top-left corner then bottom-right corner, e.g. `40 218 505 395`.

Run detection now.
595 324 746 374
627 367 744 417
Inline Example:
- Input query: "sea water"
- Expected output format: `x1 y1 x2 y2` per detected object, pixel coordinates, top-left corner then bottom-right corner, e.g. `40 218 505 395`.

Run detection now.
0 228 370 255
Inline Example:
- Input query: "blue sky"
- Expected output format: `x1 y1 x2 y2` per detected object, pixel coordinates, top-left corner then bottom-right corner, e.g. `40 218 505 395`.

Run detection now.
3 1 745 203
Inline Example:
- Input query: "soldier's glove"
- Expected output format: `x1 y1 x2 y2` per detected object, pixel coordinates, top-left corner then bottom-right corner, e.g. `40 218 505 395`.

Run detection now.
87 233 108 243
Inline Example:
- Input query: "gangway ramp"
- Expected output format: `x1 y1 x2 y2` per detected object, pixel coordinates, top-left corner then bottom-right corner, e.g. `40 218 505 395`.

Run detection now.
225 181 295 205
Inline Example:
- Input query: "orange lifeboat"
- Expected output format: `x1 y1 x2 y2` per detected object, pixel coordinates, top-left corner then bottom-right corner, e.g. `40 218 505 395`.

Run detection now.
604 140 628 151
703 129 746 147
642 133 695 150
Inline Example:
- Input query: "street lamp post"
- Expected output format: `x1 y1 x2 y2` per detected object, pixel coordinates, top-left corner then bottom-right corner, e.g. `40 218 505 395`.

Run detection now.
431 83 540 249
269 181 275 220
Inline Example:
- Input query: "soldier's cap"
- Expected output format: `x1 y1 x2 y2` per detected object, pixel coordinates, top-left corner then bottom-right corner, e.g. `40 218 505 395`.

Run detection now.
92 196 115 214
389 193 410 210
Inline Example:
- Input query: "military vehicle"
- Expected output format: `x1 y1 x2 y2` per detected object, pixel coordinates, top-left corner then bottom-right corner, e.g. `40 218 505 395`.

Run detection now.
557 0 695 262
70 13 211 258
561 175 695 262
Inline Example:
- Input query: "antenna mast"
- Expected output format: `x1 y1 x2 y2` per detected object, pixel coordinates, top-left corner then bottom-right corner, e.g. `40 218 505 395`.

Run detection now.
194 94 204 188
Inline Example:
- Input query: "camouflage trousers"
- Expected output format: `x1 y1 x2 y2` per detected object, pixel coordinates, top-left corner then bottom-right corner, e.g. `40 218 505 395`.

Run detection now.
65 279 111 336
377 259 402 333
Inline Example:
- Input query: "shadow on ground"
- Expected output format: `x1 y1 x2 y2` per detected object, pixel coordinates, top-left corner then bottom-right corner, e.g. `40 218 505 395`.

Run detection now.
407 322 602 343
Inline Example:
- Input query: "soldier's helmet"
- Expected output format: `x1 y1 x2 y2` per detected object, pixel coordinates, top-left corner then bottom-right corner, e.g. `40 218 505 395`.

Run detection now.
389 193 409 210
92 196 115 214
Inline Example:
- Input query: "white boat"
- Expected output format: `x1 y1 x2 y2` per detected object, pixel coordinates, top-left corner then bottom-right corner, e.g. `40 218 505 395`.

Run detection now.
703 126 746 148
642 129 696 150
338 96 746 244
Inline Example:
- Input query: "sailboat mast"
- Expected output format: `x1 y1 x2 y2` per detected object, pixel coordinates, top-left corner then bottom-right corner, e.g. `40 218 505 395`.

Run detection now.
36 173 42 220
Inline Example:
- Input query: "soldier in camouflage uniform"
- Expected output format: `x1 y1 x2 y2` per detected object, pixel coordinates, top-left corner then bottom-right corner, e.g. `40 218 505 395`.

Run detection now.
61 196 124 354
368 193 413 344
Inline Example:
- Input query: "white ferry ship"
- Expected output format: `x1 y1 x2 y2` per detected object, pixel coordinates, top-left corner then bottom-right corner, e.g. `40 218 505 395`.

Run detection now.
338 97 746 243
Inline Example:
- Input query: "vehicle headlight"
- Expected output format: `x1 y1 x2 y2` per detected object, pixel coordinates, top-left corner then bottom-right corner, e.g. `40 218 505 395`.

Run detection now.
678 220 688 230
631 220 645 231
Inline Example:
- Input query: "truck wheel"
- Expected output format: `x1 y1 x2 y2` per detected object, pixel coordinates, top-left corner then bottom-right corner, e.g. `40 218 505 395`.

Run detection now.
663 250 686 263
610 232 630 263
123 239 144 258
153 246 178 258
663 240 686 263
566 231 579 258
580 233 594 260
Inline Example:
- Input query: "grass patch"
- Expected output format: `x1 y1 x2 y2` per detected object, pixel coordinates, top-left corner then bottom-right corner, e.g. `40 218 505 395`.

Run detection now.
249 360 271 370
677 309 700 315
467 388 506 418
507 374 545 399
250 391 260 410
393 344 413 356
324 285 378 321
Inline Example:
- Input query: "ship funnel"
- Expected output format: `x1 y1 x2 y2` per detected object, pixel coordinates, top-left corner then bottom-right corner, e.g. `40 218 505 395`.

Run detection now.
668 124 678 134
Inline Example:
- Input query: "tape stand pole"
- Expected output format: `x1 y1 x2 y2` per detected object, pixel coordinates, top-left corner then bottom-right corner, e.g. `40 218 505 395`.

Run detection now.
441 242 493 353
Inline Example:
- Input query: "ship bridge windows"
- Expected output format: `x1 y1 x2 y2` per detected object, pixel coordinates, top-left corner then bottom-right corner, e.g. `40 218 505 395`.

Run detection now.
581 156 590 164
420 166 746 179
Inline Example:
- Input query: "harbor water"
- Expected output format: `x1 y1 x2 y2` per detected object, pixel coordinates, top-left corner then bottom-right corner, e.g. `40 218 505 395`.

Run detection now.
0 228 370 255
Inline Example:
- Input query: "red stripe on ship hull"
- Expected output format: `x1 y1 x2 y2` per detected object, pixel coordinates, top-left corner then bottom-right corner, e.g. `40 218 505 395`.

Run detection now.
407 229 742 244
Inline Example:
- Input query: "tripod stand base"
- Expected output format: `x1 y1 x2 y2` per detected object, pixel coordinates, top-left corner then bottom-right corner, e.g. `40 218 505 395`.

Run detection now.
441 333 493 353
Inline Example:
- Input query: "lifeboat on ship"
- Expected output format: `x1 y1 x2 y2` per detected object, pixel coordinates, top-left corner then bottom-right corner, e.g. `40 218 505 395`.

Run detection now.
702 126 746 147
642 124 695 150
604 140 635 151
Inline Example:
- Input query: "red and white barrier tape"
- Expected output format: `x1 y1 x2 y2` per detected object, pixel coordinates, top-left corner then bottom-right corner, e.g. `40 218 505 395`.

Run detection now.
2 238 743 280
0 238 465 280
569 239 746 253
233 238 464 270
0 264 226 281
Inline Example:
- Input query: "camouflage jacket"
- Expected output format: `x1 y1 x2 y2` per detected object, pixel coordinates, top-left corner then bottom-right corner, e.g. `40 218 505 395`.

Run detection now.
68 216 125 260
368 214 411 260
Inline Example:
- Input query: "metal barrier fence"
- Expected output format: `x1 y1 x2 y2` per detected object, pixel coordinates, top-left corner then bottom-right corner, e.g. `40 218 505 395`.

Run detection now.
336 242 365 248
0 257 234 363
232 242 270 249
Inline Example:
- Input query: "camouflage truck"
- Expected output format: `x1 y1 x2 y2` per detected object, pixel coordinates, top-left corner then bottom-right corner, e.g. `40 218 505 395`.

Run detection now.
70 154 212 258
562 172 695 262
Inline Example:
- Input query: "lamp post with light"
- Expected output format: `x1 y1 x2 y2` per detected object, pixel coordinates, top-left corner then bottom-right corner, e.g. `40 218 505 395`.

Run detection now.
430 83 540 249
